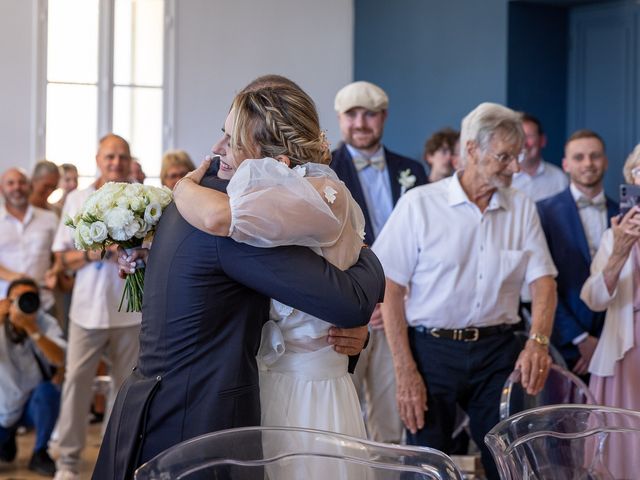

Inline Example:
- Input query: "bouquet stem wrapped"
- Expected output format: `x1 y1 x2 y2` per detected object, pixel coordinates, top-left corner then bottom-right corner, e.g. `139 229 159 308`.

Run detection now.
65 182 172 312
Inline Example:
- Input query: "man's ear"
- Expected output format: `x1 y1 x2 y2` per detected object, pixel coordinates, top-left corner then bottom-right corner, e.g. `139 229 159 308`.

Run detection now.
275 155 291 167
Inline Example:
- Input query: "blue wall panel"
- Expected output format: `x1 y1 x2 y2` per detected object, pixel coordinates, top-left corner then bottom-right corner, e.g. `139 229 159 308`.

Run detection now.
354 0 509 161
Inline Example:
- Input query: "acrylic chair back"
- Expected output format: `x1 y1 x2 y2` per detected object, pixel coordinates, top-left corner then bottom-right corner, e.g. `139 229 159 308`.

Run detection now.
485 404 640 480
499 364 595 421
134 425 465 480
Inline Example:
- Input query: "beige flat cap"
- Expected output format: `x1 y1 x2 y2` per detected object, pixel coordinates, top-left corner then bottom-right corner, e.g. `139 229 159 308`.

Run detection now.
334 81 389 114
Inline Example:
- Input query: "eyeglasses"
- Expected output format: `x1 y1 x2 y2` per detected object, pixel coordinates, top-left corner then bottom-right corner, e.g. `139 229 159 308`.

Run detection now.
490 150 526 165
632 167 640 179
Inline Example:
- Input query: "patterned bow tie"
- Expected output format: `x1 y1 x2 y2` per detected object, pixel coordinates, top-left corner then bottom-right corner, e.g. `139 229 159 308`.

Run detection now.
576 196 606 210
353 154 385 172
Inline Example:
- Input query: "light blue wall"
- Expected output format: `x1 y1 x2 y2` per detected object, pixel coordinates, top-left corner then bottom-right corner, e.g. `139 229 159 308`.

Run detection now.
354 0 509 161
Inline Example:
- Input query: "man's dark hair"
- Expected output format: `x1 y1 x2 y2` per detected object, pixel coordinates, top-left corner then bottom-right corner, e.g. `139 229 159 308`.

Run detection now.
7 277 39 297
521 112 544 136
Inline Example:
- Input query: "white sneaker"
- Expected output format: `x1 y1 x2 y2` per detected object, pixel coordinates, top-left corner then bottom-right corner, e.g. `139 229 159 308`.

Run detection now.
53 468 80 480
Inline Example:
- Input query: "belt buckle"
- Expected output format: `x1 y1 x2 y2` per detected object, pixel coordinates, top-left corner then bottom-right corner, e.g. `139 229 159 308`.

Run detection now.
429 328 441 338
464 328 480 342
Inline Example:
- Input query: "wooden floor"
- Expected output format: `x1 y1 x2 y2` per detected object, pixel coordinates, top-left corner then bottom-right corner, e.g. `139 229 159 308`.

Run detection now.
0 423 101 480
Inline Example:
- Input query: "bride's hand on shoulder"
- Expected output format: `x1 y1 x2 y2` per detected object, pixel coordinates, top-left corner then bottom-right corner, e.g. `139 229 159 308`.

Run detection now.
174 156 213 193
117 246 149 279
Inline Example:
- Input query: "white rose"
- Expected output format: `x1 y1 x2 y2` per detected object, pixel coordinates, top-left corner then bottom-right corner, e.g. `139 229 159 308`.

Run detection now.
73 226 88 250
89 221 108 243
77 222 93 248
144 202 162 225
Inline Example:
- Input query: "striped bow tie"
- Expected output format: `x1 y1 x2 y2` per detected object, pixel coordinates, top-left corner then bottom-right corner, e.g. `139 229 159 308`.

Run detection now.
353 154 385 172
576 197 606 210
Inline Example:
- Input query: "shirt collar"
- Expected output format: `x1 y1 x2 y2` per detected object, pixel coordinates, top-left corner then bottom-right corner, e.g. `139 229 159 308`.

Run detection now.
448 171 509 211
513 159 546 180
346 143 385 162
569 182 605 204
0 204 33 223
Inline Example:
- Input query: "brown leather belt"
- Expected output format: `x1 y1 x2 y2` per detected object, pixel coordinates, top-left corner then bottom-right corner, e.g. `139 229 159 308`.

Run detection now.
413 324 518 342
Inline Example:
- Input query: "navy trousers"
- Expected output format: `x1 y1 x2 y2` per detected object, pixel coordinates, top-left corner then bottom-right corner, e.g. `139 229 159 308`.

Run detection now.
406 327 520 480
0 381 61 452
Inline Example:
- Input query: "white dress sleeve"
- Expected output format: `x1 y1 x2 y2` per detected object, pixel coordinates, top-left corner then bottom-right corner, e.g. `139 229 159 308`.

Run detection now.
226 158 365 263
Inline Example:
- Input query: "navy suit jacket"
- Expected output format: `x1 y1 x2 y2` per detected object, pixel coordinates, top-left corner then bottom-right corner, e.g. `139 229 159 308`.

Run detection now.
93 170 385 480
537 187 618 366
330 143 428 244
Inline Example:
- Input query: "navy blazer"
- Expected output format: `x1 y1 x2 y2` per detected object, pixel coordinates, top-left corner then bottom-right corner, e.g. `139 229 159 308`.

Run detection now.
537 187 618 366
330 143 428 244
92 171 385 480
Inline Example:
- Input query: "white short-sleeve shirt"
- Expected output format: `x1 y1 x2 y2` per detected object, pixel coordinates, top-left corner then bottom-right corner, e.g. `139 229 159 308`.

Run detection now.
52 186 141 329
0 205 58 310
372 172 557 329
511 160 568 202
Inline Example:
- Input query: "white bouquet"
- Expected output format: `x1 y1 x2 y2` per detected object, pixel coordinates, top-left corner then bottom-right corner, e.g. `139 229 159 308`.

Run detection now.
65 182 173 312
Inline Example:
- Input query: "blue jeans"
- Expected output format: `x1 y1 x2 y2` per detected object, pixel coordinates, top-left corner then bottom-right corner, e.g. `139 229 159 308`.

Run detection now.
406 328 521 480
0 381 61 452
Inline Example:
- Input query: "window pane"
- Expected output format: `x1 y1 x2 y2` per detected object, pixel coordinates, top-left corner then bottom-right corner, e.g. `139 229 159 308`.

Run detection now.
45 84 98 177
114 0 164 87
47 0 99 83
113 86 163 176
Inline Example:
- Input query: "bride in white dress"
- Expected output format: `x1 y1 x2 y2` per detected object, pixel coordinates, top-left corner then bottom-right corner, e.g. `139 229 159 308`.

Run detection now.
172 84 371 439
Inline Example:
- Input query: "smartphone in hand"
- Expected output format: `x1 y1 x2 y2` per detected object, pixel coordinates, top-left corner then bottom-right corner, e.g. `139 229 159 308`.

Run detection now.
620 184 640 216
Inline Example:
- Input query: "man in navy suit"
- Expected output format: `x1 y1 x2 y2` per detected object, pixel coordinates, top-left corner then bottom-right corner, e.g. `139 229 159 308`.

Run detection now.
330 81 427 443
537 129 617 377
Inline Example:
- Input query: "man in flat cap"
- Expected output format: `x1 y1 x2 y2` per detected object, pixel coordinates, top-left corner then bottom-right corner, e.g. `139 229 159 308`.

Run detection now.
330 80 427 444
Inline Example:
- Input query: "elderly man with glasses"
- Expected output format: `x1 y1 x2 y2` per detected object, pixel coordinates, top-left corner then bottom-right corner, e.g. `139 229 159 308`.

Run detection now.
372 103 558 480
537 129 616 380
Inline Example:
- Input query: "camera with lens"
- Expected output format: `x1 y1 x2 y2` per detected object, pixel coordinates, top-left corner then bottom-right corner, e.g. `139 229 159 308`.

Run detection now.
4 291 41 344
14 291 40 314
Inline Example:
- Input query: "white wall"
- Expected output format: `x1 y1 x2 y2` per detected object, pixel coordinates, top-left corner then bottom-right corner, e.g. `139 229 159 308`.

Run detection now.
172 0 354 160
0 0 36 174
0 0 354 175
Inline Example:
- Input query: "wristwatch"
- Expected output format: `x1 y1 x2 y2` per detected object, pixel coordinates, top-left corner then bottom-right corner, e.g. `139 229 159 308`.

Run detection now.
529 332 549 347
29 331 43 342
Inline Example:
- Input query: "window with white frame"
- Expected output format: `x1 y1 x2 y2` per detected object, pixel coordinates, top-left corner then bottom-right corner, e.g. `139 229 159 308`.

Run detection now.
42 0 168 188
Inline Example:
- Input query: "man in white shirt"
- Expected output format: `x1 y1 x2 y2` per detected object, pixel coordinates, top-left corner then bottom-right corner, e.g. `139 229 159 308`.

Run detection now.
537 130 617 377
0 168 59 312
373 103 557 480
511 113 568 202
52 134 141 480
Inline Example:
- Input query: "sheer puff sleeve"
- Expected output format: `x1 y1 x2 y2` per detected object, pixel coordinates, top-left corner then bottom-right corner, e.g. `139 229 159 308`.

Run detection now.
227 158 365 268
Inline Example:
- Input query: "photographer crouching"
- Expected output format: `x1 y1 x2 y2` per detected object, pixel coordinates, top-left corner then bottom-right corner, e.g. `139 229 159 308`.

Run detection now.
0 278 65 476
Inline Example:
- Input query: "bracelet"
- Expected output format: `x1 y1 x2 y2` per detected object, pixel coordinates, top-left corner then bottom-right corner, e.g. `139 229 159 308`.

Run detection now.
529 332 550 347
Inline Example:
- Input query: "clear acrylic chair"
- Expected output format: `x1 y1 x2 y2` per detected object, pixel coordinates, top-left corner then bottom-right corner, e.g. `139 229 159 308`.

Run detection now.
485 404 640 480
499 364 595 420
134 425 465 479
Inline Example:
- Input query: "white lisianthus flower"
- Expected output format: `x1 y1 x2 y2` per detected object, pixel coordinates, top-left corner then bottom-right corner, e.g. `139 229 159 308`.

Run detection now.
89 221 108 243
144 202 162 225
124 218 143 239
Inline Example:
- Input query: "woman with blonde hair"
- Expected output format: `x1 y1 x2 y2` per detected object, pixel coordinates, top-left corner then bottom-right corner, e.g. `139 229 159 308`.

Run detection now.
170 84 368 438
160 149 195 189
580 143 640 478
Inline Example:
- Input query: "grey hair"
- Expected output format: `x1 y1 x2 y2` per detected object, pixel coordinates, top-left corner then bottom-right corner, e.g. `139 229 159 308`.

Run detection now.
623 143 640 183
32 160 60 180
459 102 524 167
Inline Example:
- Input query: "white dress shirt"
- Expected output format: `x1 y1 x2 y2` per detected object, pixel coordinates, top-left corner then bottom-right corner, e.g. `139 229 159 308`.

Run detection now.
52 186 140 329
511 160 568 202
570 183 608 258
372 172 557 329
346 144 393 238
0 205 58 310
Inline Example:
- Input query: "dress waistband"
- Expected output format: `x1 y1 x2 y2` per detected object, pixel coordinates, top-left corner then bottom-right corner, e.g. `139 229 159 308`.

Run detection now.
259 346 348 380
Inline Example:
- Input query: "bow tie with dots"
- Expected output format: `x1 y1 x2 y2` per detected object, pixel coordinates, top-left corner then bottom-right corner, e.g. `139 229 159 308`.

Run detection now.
353 155 385 172
576 197 606 210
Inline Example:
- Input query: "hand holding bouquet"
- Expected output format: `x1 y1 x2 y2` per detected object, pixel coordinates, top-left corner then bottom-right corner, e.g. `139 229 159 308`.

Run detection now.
65 182 172 311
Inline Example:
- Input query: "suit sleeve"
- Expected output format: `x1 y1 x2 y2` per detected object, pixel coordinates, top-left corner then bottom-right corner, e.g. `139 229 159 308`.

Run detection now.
217 239 385 328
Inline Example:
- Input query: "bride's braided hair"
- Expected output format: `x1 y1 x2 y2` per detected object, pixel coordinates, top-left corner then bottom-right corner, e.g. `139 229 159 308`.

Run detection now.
230 85 331 166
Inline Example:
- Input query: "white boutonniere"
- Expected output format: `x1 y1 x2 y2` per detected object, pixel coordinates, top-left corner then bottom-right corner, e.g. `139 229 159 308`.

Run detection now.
323 185 337 204
398 169 417 195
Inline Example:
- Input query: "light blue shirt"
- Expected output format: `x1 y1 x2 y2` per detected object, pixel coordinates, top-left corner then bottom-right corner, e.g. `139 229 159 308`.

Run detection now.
0 310 65 427
346 144 394 238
